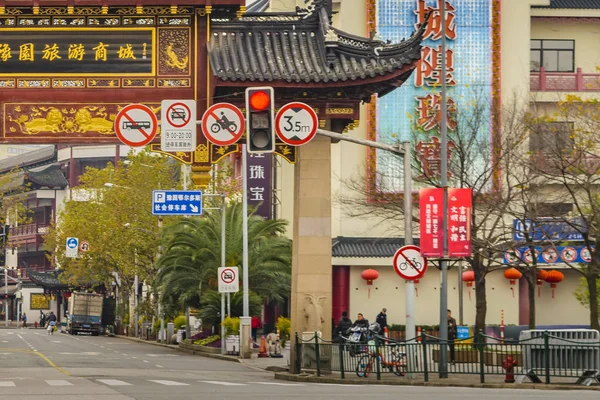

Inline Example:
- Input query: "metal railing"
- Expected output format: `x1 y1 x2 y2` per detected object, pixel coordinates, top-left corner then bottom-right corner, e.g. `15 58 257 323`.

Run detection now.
294 331 600 385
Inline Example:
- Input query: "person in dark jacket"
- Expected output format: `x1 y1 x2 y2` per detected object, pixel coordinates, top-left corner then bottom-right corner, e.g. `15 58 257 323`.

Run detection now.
352 313 369 329
375 308 388 331
334 311 353 341
448 309 457 364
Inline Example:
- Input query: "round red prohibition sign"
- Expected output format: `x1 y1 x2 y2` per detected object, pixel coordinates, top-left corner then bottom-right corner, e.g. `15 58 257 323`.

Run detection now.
201 103 245 146
166 102 192 128
114 104 158 147
275 102 318 146
393 245 427 280
220 268 236 284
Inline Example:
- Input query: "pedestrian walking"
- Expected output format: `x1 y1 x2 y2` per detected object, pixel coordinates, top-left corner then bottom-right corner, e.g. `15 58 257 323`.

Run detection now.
40 311 46 328
375 308 388 331
21 313 27 328
447 309 457 364
251 316 261 342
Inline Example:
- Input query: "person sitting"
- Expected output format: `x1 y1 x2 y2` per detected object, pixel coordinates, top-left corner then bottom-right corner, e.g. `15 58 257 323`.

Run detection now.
333 311 353 341
352 313 369 329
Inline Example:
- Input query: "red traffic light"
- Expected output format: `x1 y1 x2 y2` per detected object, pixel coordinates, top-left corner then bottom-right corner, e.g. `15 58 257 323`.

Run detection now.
249 90 270 111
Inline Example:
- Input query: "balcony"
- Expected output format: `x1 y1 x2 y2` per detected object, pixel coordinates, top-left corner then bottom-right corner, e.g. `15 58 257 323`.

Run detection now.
9 223 49 237
531 67 600 92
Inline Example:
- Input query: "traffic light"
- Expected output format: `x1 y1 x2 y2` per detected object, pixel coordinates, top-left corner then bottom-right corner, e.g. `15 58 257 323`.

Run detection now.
245 87 275 153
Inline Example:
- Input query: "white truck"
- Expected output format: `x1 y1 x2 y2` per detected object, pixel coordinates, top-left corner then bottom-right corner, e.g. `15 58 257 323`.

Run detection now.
67 292 103 336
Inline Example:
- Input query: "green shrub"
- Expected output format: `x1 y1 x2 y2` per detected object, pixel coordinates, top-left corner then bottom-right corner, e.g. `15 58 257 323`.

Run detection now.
389 324 405 331
275 316 291 346
174 315 186 330
222 316 240 335
193 335 220 346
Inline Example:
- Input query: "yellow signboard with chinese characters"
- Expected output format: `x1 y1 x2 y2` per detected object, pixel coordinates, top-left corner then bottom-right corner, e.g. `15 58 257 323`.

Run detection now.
30 293 51 310
0 28 155 76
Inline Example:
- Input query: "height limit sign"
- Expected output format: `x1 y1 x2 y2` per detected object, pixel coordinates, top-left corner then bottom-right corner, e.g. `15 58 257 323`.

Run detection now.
161 100 197 152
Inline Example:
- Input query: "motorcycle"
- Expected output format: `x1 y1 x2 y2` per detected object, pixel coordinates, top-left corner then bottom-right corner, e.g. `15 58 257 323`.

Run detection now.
341 323 381 356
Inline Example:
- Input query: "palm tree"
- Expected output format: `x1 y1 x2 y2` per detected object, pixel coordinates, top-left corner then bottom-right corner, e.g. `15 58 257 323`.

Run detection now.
156 202 292 312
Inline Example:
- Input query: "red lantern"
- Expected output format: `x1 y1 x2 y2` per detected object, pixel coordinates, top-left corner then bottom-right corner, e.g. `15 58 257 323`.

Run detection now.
504 267 522 298
545 270 564 299
536 270 548 297
361 269 379 299
462 271 475 301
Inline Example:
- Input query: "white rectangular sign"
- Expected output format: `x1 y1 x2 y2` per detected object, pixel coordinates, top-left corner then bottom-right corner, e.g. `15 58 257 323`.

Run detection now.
66 237 79 258
218 267 239 293
161 99 197 152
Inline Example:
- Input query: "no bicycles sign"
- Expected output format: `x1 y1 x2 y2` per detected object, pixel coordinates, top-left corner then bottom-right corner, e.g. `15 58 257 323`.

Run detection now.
393 245 427 280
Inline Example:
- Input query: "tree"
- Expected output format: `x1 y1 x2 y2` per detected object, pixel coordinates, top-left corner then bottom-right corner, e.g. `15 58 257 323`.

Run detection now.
44 149 180 293
156 202 292 314
336 91 529 334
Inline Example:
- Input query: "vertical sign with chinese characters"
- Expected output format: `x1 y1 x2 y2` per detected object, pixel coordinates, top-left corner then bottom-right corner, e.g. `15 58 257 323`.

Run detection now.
419 188 444 257
376 0 492 189
447 188 472 257
246 153 273 219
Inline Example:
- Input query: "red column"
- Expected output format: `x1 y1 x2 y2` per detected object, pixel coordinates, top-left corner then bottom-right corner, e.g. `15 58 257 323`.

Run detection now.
576 67 584 91
332 266 350 323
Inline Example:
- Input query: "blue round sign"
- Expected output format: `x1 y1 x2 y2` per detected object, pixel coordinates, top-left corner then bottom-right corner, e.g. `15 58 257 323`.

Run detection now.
67 238 78 249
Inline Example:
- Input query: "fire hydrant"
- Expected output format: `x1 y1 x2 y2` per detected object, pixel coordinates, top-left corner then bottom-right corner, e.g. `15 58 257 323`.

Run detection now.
34 321 38 329
502 355 517 383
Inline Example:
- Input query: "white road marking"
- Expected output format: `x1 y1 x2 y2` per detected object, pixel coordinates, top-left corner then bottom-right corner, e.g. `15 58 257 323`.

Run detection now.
46 380 73 386
201 381 246 386
148 380 189 386
132 356 137 359
155 365 164 368
143 360 149 363
97 379 132 386
52 341 61 343
146 354 178 357
250 382 305 386
0 381 15 387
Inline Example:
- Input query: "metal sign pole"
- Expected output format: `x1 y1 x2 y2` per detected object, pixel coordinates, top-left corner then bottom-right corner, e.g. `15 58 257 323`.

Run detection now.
240 144 251 358
221 194 226 355
4 268 7 328
439 0 450 379
403 141 416 379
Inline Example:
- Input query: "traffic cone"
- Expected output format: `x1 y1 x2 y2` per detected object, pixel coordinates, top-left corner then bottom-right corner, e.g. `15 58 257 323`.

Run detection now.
258 335 269 358
417 326 422 342
384 326 389 338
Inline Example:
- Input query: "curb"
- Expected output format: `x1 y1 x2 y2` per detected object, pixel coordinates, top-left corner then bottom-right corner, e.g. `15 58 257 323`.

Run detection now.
114 335 241 363
273 372 600 391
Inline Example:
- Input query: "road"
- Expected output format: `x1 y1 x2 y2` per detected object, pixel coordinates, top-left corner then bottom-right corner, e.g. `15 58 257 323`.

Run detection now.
0 328 598 399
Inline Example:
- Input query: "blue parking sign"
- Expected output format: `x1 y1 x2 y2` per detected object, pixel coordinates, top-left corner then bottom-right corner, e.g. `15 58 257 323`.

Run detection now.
457 326 470 340
152 190 203 216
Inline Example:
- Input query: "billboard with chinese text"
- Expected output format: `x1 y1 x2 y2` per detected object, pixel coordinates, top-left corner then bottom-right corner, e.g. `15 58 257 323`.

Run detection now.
373 0 495 191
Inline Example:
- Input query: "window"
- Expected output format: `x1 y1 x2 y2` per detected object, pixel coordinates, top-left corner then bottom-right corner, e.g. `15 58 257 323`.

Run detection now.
530 40 574 72
530 122 574 153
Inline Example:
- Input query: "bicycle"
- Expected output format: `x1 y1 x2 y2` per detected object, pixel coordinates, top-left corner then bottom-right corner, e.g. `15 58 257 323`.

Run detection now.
398 258 422 271
356 340 407 377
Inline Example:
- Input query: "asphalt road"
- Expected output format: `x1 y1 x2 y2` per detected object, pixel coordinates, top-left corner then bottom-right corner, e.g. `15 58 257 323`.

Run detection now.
0 328 598 399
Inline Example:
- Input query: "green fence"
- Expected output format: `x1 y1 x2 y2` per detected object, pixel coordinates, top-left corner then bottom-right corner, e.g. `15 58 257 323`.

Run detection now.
294 331 600 385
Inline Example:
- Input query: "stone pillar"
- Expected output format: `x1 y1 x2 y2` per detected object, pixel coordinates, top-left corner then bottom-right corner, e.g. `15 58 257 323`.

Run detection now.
289 135 332 373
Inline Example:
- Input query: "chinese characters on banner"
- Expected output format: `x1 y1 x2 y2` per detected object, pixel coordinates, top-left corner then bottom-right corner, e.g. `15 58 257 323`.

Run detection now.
246 153 273 219
419 188 444 257
419 188 472 257
447 188 472 257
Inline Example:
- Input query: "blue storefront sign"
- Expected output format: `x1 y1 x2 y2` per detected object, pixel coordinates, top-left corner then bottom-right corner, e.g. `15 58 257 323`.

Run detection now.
152 190 203 216
513 218 586 242
456 326 470 340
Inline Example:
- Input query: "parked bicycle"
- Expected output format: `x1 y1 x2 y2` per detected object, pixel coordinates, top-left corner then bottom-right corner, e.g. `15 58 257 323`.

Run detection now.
356 340 407 377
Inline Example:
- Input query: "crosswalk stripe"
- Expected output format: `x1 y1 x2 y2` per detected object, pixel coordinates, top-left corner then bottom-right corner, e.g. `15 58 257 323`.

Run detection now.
46 380 73 386
148 380 189 386
250 382 305 386
97 379 132 386
0 381 15 387
200 381 246 386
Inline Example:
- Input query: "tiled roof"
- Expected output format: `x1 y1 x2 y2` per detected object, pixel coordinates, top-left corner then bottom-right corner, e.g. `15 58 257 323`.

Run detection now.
28 270 69 290
533 0 600 9
246 0 269 13
332 237 420 258
208 1 426 91
0 146 55 173
28 164 68 189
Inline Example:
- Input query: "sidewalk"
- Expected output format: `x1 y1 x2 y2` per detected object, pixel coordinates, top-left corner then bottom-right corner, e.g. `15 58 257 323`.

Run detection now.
274 371 600 391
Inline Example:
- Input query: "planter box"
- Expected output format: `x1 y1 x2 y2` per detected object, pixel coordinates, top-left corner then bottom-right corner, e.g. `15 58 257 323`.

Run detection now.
179 340 222 354
432 349 479 363
483 351 522 367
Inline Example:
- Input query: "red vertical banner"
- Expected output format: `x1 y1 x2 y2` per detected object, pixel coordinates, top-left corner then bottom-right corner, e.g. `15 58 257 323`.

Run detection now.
419 188 444 257
448 188 472 257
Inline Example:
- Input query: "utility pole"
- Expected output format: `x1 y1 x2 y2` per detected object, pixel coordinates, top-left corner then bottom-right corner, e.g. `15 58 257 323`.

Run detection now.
439 0 450 379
